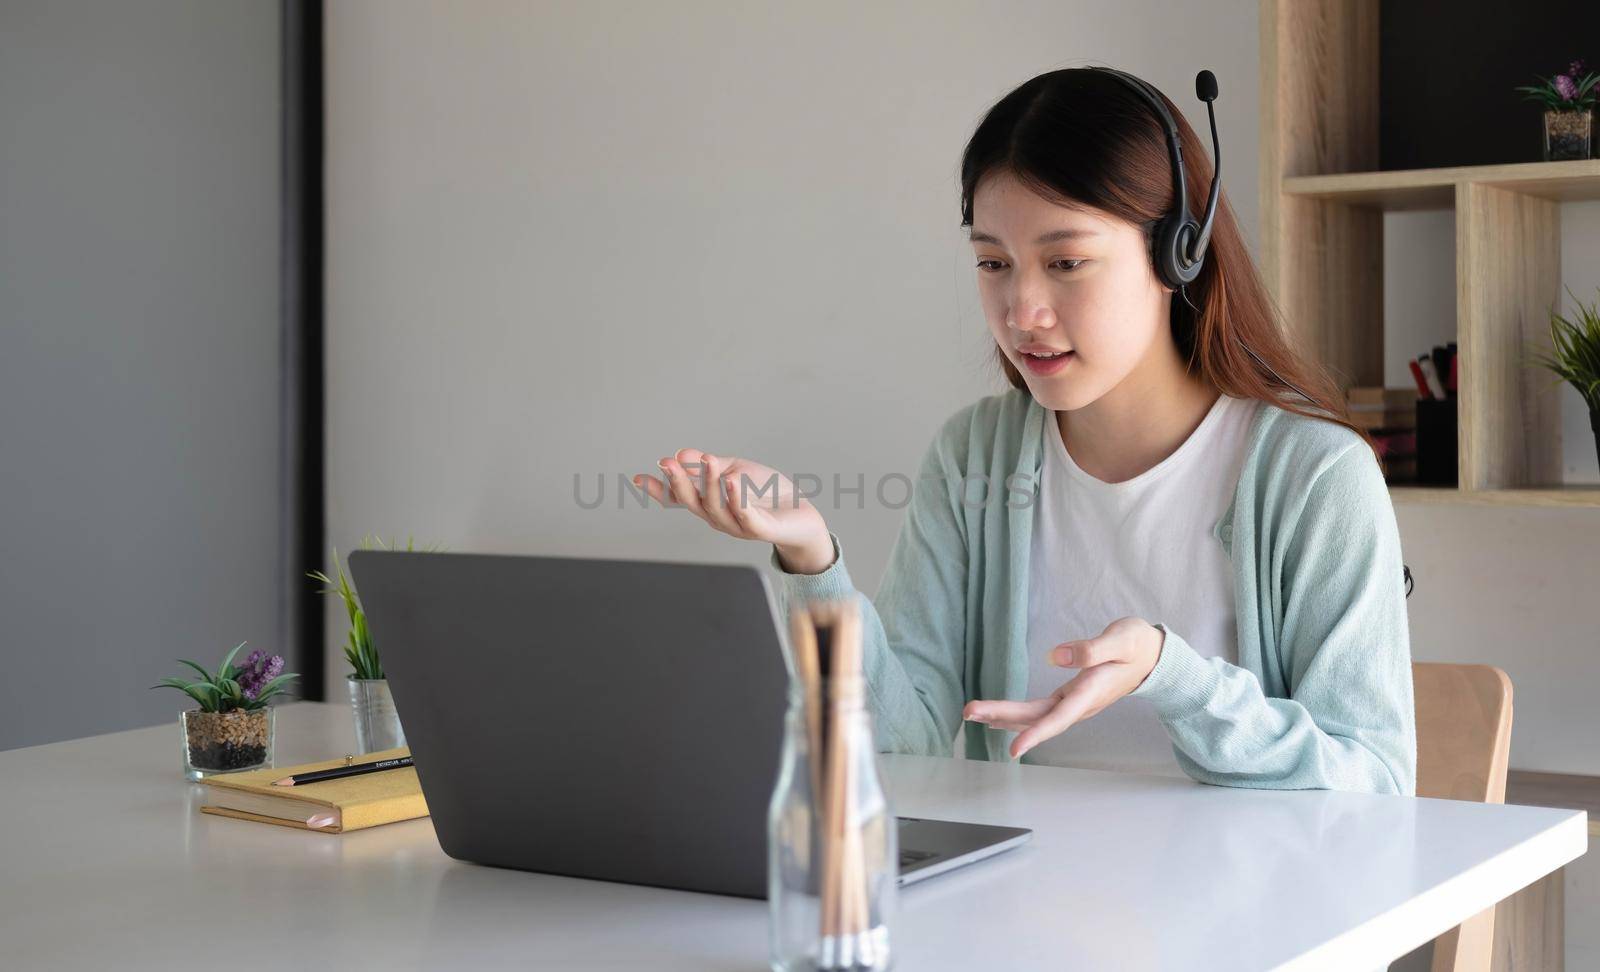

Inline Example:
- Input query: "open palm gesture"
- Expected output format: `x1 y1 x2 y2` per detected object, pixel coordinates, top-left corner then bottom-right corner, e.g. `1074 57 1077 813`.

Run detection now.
962 617 1165 759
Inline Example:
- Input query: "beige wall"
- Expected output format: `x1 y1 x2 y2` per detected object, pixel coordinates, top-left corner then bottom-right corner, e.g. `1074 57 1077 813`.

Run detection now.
325 0 1598 779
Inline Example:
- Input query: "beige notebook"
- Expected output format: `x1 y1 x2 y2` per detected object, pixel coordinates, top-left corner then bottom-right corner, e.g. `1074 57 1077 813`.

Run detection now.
198 747 429 834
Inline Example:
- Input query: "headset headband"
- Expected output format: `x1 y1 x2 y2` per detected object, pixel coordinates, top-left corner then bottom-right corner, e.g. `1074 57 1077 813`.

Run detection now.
1085 66 1221 288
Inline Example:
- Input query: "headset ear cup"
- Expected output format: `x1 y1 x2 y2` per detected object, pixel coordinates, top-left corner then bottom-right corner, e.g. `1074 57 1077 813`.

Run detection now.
1178 223 1198 267
1153 216 1187 289
1162 218 1205 287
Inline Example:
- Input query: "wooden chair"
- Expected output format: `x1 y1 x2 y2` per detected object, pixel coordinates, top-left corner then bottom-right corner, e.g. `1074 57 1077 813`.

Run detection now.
1412 662 1515 972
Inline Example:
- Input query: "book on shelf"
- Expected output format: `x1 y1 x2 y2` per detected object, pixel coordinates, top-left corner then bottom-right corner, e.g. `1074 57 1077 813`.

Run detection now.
1347 386 1419 409
1346 386 1418 432
1350 409 1416 432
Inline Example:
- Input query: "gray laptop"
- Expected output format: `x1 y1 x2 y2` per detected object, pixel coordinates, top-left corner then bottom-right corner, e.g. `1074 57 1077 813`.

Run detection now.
348 549 1031 899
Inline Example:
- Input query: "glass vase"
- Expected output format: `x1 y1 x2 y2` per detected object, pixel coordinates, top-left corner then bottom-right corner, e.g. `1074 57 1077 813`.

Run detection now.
348 676 406 754
180 707 274 780
1543 109 1592 161
768 680 897 971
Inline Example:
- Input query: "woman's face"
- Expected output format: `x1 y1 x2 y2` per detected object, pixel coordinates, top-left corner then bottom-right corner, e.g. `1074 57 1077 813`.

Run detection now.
970 170 1174 411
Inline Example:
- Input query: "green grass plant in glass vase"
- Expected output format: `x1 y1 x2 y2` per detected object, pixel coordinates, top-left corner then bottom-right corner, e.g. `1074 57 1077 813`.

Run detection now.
310 535 441 754
153 641 299 780
1527 284 1600 471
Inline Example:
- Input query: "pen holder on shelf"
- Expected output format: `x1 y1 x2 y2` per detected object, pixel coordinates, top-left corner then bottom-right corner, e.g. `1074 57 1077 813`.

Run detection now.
769 597 896 972
1415 397 1458 487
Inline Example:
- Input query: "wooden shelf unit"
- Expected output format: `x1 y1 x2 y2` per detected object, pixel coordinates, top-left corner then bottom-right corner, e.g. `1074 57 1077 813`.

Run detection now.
1260 1 1600 507
1283 159 1600 211
1390 485 1600 508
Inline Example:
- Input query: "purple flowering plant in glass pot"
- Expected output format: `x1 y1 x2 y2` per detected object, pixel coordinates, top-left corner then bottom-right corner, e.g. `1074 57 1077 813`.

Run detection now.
1516 59 1599 160
152 641 299 780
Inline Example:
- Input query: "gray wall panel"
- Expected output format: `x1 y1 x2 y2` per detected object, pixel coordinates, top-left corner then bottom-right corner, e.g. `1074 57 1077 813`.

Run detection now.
0 0 285 749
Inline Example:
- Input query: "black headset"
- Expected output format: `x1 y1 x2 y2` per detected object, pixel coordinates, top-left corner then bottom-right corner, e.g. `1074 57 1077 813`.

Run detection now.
1086 65 1221 291
1086 66 1415 600
1084 65 1315 398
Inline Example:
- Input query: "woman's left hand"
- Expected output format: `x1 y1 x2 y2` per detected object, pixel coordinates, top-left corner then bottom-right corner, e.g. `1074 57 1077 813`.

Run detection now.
962 617 1165 760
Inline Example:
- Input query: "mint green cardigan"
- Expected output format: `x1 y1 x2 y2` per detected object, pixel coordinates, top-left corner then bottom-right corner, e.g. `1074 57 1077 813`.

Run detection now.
769 387 1417 795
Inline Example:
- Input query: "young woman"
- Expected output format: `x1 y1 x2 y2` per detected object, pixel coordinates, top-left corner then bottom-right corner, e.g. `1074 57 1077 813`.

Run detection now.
632 67 1416 795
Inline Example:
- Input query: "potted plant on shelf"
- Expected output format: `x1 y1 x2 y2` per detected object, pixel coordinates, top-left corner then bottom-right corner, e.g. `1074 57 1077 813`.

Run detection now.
1516 59 1600 161
309 536 440 754
153 642 299 780
1527 284 1600 471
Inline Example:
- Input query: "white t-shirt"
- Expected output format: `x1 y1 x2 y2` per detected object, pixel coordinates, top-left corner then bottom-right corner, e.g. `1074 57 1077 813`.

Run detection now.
1021 392 1260 777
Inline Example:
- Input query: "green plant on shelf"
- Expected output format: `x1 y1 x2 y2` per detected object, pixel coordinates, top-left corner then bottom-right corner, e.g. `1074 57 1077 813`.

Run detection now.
308 535 443 681
151 641 300 712
1527 284 1600 417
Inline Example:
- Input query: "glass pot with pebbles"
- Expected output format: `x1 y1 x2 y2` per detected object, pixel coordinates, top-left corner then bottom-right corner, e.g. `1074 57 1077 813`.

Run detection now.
152 641 299 781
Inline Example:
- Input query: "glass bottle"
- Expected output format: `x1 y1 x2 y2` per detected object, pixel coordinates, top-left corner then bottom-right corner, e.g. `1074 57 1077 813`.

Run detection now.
768 676 897 970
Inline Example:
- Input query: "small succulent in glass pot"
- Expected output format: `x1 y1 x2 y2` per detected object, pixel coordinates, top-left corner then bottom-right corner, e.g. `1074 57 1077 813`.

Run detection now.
152 642 300 780
1516 59 1599 160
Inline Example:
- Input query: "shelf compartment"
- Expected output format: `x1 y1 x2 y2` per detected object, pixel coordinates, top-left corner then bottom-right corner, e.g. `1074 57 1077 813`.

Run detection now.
1283 159 1600 212
1456 183 1564 491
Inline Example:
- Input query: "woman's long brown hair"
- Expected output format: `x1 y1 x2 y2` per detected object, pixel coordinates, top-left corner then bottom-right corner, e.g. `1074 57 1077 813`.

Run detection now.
959 67 1378 460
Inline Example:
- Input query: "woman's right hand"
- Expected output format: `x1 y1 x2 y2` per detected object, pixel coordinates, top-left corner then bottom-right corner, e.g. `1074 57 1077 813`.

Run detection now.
633 448 836 574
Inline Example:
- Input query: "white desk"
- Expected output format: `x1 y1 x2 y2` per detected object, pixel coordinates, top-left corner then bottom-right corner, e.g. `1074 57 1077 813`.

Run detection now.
0 702 1585 971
